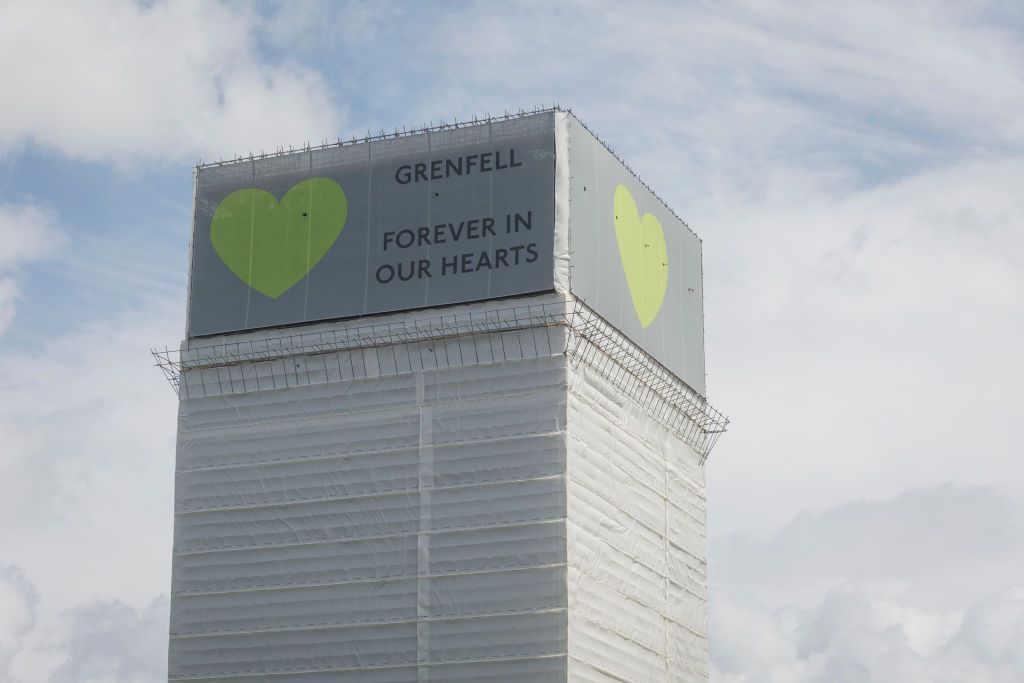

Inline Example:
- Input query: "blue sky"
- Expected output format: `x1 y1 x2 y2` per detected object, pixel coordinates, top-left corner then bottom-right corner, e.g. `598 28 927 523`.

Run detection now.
1 1 1022 680
0 156 189 347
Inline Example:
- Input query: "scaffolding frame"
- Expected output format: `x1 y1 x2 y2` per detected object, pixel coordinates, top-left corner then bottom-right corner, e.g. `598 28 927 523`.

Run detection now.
153 299 727 460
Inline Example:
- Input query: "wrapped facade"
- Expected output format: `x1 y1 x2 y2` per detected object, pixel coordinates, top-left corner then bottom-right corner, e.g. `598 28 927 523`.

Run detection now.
164 110 725 681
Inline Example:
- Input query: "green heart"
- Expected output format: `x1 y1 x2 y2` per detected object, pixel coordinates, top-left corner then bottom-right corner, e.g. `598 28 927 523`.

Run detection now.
210 177 347 299
613 184 668 328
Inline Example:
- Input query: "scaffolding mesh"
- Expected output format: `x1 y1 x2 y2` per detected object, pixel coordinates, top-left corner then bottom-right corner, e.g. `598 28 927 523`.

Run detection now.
153 299 727 460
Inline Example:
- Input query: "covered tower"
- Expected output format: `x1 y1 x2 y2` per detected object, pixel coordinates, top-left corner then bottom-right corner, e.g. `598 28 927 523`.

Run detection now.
157 108 727 681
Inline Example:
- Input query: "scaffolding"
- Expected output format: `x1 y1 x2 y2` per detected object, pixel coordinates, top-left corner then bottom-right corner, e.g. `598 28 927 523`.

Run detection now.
154 298 727 461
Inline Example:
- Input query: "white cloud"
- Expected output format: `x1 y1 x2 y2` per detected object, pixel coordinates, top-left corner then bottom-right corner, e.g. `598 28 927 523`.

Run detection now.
0 566 38 681
945 587 1024 677
0 295 179 575
422 1 1024 190
0 294 179 681
0 204 60 270
0 565 168 683
702 156 1024 532
0 2 1021 679
49 597 169 683
0 278 19 335
0 0 343 165
0 203 62 335
713 486 1024 610
710 486 1024 681
712 584 1024 683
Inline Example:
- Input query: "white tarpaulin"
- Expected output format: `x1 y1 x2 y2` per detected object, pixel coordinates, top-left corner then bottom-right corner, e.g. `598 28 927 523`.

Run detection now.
170 340 572 681
167 319 709 680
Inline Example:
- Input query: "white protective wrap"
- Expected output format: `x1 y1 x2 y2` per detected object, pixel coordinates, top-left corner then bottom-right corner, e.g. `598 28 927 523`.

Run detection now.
566 362 709 681
169 332 571 681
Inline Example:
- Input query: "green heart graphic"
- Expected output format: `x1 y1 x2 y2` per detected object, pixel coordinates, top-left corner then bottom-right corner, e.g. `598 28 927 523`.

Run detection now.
613 184 668 328
210 177 347 299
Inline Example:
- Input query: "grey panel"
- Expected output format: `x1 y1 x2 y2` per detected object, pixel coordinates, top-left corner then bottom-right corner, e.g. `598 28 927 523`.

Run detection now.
424 657 566 682
168 622 417 679
177 408 421 471
176 669 420 683
175 448 421 512
432 434 564 487
428 566 567 617
171 534 419 595
178 373 419 430
170 578 418 635
424 611 567 663
427 521 566 574
431 391 565 443
174 659 568 683
188 113 556 337
567 115 706 394
428 477 565 531
173 492 421 553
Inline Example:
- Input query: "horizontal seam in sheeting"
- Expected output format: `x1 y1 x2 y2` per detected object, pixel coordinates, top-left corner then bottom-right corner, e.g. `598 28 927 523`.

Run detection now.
566 418 706 502
174 505 567 556
567 474 706 551
568 474 667 541
173 560 568 598
177 428 567 473
567 654 634 682
168 650 568 680
567 383 703 468
569 518 704 589
666 539 708 569
169 655 569 679
176 470 566 515
566 432 667 504
567 386 659 448
570 563 708 637
567 476 707 569
566 430 708 517
171 607 567 639
180 385 566 435
571 609 666 661
179 401 420 435
567 519 706 592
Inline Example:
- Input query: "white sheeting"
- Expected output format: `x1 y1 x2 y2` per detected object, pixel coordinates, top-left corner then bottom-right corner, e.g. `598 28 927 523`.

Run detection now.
567 362 709 681
169 344 571 681
169 305 710 680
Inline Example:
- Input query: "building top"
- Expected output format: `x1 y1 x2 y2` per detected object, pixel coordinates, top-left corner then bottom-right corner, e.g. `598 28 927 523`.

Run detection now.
185 107 707 395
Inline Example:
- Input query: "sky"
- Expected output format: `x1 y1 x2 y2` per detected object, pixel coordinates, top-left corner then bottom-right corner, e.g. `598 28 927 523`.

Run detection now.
0 0 1021 680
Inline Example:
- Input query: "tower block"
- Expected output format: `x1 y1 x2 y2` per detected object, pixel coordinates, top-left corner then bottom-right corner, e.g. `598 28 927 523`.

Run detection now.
159 109 727 681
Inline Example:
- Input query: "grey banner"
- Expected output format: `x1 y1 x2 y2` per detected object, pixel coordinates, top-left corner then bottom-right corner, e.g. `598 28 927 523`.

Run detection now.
567 117 706 395
188 113 555 337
